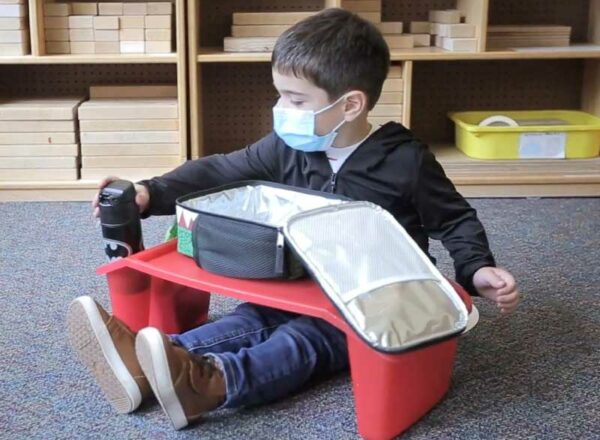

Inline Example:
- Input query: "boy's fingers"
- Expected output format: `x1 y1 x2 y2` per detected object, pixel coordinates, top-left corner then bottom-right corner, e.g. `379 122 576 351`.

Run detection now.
497 292 519 304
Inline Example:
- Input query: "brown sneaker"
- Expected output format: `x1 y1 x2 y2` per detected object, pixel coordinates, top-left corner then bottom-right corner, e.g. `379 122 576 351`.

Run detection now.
135 327 226 430
67 296 152 414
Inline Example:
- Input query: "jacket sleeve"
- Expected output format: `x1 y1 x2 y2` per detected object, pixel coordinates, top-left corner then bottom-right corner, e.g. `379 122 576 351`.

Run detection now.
412 145 496 295
138 132 281 216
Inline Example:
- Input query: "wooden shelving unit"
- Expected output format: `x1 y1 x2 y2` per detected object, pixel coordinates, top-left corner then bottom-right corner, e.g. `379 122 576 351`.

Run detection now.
188 0 600 198
1 0 599 200
0 0 187 201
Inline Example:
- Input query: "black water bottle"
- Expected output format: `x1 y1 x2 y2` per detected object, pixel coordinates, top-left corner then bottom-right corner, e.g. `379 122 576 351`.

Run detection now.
99 180 144 262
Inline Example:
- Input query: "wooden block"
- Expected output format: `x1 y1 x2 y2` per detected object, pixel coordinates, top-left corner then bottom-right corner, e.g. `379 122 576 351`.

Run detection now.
384 34 413 49
120 28 144 41
119 15 144 28
233 12 315 26
488 25 572 34
44 17 69 29
81 130 179 144
123 2 147 16
0 132 77 145
0 4 27 17
94 29 118 41
0 17 27 30
376 22 403 34
70 41 95 54
0 120 75 132
377 92 403 104
69 28 94 42
71 2 98 16
78 99 178 120
0 29 28 43
80 118 178 130
410 33 431 47
45 29 69 42
231 24 290 38
82 155 181 168
145 40 171 53
409 21 430 34
144 28 169 41
90 84 178 100
428 10 461 24
146 2 172 15
0 156 77 168
342 1 382 13
381 78 403 93
224 36 277 52
0 41 27 54
94 41 119 53
93 16 118 30
0 98 83 120
44 2 71 17
370 104 402 117
0 144 78 157
81 143 179 155
442 37 477 52
434 35 444 48
145 15 171 29
437 23 475 38
98 2 123 15
68 16 94 29
80 167 174 181
45 41 70 54
387 65 402 78
355 11 380 23
120 40 144 53
0 168 78 181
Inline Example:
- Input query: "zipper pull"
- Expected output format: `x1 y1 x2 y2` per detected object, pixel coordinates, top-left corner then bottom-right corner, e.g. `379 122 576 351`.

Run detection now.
275 230 285 276
330 173 337 193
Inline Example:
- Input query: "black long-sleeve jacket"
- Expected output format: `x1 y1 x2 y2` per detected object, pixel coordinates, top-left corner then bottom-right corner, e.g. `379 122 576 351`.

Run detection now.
139 122 496 295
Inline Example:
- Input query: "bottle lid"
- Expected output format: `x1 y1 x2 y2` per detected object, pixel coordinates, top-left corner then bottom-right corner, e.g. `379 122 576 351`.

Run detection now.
99 180 136 206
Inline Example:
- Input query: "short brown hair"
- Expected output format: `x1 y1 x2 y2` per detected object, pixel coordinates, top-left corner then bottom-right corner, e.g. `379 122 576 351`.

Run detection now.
272 8 390 110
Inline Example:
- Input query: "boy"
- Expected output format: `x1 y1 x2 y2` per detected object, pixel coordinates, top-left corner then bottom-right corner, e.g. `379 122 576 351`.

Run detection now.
71 8 520 430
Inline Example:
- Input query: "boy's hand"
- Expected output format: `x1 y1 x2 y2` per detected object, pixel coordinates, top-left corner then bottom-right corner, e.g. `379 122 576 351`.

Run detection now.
472 267 520 314
92 176 150 218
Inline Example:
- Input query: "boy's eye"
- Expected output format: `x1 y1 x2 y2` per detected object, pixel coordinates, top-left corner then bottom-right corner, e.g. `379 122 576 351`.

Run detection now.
291 100 304 106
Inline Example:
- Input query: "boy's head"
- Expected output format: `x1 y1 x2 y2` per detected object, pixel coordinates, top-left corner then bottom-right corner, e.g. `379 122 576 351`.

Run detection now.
271 8 390 144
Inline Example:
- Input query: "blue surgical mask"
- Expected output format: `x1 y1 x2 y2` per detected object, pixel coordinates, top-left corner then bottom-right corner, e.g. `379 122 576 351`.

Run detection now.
273 95 347 152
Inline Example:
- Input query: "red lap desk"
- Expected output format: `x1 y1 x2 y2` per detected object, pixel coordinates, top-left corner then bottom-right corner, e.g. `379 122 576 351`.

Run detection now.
98 239 473 440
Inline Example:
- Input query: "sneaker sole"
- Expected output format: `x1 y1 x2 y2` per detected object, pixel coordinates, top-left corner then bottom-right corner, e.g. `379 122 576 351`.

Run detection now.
135 327 188 429
67 296 142 414
136 327 188 430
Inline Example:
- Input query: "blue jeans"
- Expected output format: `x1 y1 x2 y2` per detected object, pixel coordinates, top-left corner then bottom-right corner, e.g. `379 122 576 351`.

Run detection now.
170 302 349 408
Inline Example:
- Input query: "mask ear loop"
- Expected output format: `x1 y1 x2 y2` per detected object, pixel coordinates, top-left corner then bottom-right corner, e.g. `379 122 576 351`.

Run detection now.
314 93 349 115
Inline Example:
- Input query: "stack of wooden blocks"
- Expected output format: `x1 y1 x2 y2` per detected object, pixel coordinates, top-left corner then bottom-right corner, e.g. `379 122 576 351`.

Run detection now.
368 65 403 127
487 25 571 49
0 97 83 181
0 0 29 55
429 9 478 52
79 84 180 181
224 11 316 52
43 1 173 55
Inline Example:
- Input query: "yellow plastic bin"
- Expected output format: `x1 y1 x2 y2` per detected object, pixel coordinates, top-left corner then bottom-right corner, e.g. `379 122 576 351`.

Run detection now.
448 110 600 159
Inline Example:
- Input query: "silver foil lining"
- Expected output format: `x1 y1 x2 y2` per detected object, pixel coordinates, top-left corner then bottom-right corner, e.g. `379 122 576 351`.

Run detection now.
284 202 468 352
181 184 345 227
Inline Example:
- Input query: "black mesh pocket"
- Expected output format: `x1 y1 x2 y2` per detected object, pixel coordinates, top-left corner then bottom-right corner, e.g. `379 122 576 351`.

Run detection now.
192 213 284 279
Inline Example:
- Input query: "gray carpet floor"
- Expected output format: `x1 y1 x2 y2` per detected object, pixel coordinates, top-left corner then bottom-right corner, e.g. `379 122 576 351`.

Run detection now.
0 198 598 440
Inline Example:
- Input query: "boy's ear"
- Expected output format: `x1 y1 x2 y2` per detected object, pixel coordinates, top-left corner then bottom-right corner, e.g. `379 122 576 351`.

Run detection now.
343 90 369 121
